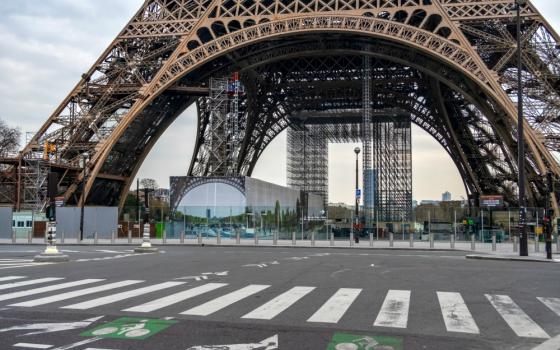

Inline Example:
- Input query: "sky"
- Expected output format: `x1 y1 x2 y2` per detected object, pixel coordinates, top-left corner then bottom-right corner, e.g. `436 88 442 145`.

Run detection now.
0 0 558 205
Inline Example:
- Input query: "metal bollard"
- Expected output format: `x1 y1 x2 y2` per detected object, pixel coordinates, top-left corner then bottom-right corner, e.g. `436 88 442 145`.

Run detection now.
273 231 278 246
389 232 394 247
410 232 414 248
471 234 475 250
111 230 116 244
292 232 296 246
236 232 240 245
535 237 539 252
94 232 99 245
450 234 455 249
369 232 373 247
330 231 334 246
128 229 132 244
61 231 65 244
217 230 221 245
491 234 496 251
28 230 32 244
198 232 202 244
254 231 259 245
180 231 185 244
162 229 167 245
556 235 560 253
513 235 518 253
311 231 315 246
350 231 354 247
430 233 434 249
12 229 16 244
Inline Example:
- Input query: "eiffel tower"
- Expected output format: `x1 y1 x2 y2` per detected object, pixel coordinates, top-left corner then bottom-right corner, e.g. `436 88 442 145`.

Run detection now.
1 0 559 215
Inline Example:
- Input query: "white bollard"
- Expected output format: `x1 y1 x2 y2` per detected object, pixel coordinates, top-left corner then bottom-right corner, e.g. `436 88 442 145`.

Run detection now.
513 235 518 253
236 231 240 245
94 232 98 245
134 223 158 253
198 232 202 244
430 233 434 249
273 231 278 246
491 234 496 251
450 234 455 249
311 231 315 246
111 230 116 244
535 236 539 252
61 230 65 244
330 231 334 247
350 231 354 247
12 229 16 244
28 230 32 244
556 235 559 253
180 230 185 244
217 230 221 245
369 232 373 247
128 229 132 244
410 232 414 248
292 232 296 246
471 234 476 250
254 231 259 245
389 232 394 247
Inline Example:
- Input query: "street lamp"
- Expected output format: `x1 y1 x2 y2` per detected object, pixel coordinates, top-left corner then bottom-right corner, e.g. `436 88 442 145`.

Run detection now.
79 153 89 242
515 0 528 256
354 147 361 236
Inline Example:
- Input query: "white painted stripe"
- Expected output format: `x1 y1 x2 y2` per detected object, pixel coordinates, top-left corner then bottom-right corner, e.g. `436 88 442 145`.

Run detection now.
124 283 228 313
0 276 25 282
13 343 52 349
0 278 64 291
10 280 144 307
83 348 118 350
243 286 315 320
182 284 270 316
532 334 560 350
537 297 560 317
61 281 185 310
0 279 103 302
437 292 479 334
486 294 549 338
307 288 362 324
373 290 411 329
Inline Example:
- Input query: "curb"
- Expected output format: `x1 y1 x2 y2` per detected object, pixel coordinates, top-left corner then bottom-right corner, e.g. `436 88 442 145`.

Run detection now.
466 254 560 263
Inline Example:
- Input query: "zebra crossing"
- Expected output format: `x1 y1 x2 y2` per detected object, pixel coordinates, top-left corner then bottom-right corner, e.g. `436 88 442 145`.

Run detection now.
0 259 53 270
0 275 558 340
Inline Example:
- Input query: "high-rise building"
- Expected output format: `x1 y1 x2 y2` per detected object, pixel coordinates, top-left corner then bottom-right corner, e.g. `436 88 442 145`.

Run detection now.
442 191 452 202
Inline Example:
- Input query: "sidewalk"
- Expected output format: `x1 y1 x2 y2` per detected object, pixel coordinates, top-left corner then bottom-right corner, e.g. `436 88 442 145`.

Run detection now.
1 237 559 259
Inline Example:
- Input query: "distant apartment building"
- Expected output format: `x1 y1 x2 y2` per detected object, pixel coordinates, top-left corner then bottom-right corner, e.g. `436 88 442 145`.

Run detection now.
442 191 452 202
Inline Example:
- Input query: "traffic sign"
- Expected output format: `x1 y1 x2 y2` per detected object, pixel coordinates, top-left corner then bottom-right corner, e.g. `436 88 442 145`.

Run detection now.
355 189 361 198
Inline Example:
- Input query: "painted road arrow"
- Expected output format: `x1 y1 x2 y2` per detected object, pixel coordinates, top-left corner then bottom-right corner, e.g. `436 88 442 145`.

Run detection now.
186 334 278 349
0 316 104 336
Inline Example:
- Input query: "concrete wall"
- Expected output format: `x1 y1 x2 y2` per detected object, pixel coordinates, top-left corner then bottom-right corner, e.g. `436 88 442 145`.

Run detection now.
0 207 12 239
56 207 118 239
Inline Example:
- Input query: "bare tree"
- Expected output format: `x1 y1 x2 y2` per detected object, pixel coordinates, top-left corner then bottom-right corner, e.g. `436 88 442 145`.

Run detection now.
0 119 21 156
140 178 159 190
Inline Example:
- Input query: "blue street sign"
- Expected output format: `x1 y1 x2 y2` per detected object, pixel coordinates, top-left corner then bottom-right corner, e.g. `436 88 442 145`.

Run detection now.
356 189 361 198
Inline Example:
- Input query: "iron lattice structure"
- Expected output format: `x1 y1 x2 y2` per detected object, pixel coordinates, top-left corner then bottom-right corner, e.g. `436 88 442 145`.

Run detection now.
0 0 560 214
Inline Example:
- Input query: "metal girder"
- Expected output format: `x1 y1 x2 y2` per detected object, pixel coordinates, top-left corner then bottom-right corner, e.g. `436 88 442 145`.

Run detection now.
0 0 558 215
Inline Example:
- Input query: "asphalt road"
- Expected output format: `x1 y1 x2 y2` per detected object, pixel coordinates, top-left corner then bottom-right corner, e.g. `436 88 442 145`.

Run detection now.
0 245 558 350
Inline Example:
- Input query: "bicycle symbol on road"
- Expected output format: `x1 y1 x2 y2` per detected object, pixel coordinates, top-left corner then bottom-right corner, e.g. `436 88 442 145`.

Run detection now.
82 317 177 340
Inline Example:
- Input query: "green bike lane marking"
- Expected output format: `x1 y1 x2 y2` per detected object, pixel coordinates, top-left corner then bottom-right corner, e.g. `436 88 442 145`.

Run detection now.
81 317 177 340
327 332 403 350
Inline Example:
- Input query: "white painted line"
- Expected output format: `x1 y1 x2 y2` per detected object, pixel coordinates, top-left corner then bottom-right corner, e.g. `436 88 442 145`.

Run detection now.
307 288 362 324
61 281 185 310
0 276 26 282
83 348 118 350
243 286 315 320
437 292 479 334
182 284 270 316
0 279 104 302
532 334 560 350
10 280 144 307
486 294 550 339
0 278 63 291
537 297 560 317
124 283 228 312
373 290 411 329
13 343 52 349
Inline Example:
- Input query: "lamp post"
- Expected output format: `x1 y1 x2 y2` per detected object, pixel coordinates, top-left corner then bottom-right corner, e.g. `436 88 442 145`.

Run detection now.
354 147 361 234
515 0 528 256
79 153 89 242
